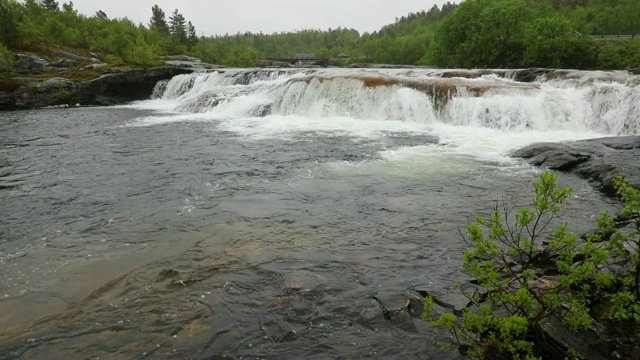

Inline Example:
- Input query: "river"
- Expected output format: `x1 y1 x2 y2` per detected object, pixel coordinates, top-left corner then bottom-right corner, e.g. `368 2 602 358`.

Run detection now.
0 68 637 359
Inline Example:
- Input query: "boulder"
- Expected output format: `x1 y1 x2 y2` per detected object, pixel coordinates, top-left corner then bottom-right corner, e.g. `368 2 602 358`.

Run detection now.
513 136 640 194
629 68 640 75
510 68 552 82
415 285 472 316
13 54 50 74
358 292 421 332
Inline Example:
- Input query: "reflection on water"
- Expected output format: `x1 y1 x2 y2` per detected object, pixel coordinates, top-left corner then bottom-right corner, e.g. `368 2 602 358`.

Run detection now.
0 104 621 359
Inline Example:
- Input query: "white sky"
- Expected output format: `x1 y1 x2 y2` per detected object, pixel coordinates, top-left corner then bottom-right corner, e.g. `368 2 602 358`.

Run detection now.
70 0 451 37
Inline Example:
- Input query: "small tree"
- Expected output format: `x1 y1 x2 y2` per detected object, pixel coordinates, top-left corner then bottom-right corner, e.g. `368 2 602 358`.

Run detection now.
423 172 640 359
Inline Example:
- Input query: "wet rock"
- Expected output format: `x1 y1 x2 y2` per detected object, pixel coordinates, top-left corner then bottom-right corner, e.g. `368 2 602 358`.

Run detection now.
6 77 83 109
4 251 28 261
271 61 292 68
629 68 640 75
373 292 418 332
1 66 194 110
535 318 609 360
345 63 423 69
255 60 273 67
279 329 298 342
415 285 471 316
513 136 640 194
511 68 553 82
157 268 179 280
357 300 388 331
84 67 193 103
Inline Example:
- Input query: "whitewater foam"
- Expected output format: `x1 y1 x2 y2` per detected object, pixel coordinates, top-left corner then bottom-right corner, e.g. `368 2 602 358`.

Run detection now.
126 67 639 164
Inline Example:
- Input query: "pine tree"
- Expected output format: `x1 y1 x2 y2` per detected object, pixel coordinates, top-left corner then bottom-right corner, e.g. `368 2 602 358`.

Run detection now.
40 0 58 11
149 4 169 35
187 21 197 49
169 9 187 44
94 10 107 20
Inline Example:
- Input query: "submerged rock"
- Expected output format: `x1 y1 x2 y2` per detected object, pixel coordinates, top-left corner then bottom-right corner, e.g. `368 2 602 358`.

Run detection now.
513 136 640 194
357 292 422 332
415 285 472 316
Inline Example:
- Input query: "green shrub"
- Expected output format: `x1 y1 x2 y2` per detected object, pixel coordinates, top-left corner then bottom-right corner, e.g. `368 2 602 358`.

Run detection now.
423 171 640 359
0 43 13 69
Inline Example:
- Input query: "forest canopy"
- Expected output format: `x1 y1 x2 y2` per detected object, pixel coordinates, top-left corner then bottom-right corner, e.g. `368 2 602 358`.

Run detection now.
0 0 638 69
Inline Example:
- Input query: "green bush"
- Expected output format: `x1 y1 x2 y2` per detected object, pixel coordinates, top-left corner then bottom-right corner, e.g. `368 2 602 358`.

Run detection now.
423 171 640 359
0 43 13 69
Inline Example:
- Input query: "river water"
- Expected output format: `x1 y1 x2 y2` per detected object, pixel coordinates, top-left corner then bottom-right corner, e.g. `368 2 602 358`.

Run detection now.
0 68 638 359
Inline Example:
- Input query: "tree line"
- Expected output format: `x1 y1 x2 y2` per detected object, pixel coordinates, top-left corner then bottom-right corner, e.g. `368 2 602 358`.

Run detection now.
0 0 639 70
0 1 199 67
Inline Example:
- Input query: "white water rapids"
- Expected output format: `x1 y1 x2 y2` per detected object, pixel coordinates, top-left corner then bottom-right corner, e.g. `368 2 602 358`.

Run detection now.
129 67 639 168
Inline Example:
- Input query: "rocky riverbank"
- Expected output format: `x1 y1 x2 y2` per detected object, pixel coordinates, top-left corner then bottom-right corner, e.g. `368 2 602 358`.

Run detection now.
0 53 219 110
513 136 640 194
413 137 640 360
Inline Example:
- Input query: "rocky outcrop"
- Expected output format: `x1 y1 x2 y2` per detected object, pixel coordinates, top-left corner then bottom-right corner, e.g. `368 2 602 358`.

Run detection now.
161 55 222 71
513 136 640 194
84 66 193 104
0 66 194 110
50 50 98 63
13 54 51 74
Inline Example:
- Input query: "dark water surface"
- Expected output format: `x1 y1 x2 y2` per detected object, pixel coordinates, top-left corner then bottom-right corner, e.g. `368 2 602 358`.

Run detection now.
0 107 619 359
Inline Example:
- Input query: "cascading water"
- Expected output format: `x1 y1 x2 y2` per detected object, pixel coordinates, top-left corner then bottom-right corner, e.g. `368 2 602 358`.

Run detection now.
147 68 639 136
135 67 640 166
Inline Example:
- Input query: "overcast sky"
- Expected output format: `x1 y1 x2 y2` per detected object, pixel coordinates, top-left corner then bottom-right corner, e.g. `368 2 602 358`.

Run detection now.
71 0 451 37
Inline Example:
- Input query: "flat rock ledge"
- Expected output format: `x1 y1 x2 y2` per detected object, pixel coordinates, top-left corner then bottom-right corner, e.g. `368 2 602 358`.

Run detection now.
513 136 640 194
0 66 194 110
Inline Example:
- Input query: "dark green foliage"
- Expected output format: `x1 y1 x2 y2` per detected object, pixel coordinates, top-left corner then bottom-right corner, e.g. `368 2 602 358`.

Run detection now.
523 15 594 68
0 0 637 69
149 4 169 35
0 0 21 48
187 21 197 49
39 0 57 12
423 172 640 359
94 10 107 20
169 9 186 46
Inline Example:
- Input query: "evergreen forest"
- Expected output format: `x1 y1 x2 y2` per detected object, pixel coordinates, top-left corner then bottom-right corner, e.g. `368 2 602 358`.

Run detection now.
0 0 639 70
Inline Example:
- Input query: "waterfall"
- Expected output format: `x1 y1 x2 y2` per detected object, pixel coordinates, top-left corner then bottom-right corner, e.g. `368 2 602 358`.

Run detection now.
145 68 640 136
